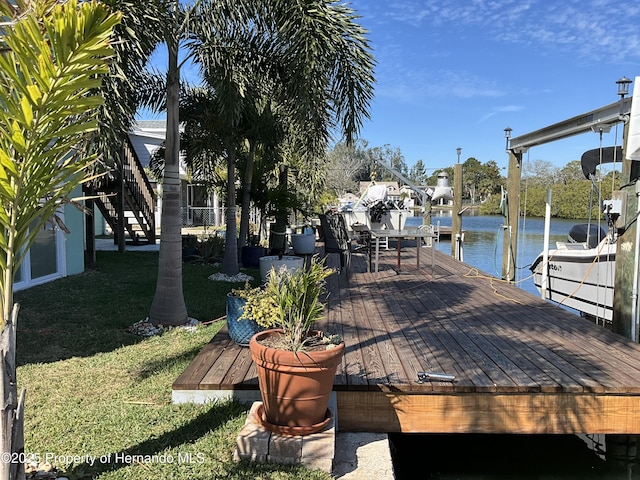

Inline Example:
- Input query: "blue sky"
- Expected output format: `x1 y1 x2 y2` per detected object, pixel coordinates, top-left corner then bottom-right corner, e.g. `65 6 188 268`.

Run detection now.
144 0 640 174
348 0 640 173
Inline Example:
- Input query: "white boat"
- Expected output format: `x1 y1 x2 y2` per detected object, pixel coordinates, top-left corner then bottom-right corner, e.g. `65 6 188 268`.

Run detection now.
530 146 621 322
530 224 616 321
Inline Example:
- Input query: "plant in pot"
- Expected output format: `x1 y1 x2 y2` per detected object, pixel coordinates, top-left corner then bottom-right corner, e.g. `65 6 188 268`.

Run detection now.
245 256 343 436
226 282 266 347
241 232 266 269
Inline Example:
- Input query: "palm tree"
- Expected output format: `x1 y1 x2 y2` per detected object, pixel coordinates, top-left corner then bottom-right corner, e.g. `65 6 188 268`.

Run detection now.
190 0 375 276
0 1 119 477
138 0 374 322
142 0 252 323
147 0 190 325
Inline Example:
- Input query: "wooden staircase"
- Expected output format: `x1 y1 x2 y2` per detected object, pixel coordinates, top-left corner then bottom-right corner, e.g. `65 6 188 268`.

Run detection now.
91 136 156 245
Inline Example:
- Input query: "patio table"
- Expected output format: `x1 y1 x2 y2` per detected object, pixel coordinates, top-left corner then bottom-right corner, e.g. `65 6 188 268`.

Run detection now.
370 229 437 275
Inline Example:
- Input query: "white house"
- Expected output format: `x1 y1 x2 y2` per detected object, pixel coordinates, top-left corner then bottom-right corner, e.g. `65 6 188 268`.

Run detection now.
131 120 222 228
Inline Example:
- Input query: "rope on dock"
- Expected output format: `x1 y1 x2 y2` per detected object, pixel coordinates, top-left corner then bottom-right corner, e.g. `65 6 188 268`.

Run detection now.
463 267 524 305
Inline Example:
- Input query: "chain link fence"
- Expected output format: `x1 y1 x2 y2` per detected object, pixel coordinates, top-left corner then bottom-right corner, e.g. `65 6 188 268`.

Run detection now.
181 207 224 228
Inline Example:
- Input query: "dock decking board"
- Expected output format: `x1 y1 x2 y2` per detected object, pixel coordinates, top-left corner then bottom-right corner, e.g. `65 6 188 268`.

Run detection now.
173 240 640 433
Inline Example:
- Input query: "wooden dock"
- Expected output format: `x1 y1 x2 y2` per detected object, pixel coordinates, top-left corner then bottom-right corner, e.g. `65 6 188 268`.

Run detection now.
173 242 640 435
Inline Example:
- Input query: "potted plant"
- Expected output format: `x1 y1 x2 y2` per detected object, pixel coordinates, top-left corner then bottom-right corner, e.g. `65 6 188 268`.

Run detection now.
226 283 266 346
246 256 344 435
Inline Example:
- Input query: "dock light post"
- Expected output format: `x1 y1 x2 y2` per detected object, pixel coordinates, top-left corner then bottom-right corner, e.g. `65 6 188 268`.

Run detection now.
504 127 512 152
452 148 463 259
617 76 632 98
607 75 640 468
611 75 639 343
502 127 520 282
617 76 632 124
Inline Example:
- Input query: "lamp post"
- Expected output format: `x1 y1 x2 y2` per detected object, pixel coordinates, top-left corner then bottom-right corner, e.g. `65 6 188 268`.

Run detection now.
617 76 632 124
504 127 512 152
502 127 520 282
452 148 463 259
617 76 632 98
608 74 640 468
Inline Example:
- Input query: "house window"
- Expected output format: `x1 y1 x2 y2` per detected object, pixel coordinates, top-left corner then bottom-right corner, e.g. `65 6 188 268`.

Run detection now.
30 223 58 278
14 218 65 292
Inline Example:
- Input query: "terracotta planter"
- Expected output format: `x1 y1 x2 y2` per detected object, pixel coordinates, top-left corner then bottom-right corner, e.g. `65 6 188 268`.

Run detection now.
226 294 264 346
258 255 304 282
249 329 345 435
290 233 316 255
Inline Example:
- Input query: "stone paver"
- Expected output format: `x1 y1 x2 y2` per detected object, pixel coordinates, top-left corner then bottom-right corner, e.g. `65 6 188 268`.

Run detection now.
234 401 395 478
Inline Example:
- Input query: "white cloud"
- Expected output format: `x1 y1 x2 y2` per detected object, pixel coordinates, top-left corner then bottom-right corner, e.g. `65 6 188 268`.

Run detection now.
478 105 524 123
376 69 506 103
365 0 640 63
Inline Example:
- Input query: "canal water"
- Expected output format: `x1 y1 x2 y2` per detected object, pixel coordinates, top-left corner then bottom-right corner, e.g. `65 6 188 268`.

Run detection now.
430 211 585 299
390 212 640 479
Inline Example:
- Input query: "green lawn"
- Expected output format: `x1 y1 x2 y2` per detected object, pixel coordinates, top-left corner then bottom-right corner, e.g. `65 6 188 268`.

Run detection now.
15 251 331 480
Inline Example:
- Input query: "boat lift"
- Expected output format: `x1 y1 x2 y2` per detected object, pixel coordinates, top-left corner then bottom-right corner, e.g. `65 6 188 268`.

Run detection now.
505 90 639 341
502 97 632 283
508 97 631 153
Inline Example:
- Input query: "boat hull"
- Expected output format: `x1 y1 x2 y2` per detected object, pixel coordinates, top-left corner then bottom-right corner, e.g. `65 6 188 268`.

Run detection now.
530 242 615 321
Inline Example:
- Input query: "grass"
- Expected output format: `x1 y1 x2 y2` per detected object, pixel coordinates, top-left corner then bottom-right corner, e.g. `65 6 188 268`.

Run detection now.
15 251 332 480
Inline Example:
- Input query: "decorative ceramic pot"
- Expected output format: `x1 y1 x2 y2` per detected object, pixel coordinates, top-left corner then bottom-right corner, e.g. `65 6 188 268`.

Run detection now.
241 245 266 269
258 255 304 282
290 233 316 255
226 293 264 346
249 329 345 435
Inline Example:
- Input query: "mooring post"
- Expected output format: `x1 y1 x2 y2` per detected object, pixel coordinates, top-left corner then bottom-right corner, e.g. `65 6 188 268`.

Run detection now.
501 150 521 281
451 163 462 259
607 79 639 469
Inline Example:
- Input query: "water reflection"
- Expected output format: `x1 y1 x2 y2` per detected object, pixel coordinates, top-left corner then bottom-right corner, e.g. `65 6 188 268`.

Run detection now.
390 433 638 479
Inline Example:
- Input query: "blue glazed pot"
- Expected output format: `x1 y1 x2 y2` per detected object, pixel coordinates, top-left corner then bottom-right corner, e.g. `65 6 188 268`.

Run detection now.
226 293 264 346
241 246 266 269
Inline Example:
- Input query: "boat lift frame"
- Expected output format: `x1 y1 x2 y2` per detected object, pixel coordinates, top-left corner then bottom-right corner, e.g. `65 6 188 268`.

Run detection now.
502 98 631 283
505 94 640 341
370 157 430 209
508 97 631 153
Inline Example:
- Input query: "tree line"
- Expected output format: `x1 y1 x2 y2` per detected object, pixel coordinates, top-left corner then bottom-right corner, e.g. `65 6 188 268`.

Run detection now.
479 159 621 220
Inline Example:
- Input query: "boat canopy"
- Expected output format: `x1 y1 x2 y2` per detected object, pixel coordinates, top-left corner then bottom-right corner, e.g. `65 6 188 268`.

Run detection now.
580 146 622 179
568 223 607 248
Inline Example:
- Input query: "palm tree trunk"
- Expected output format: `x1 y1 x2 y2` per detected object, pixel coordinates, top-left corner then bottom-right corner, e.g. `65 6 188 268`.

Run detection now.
238 139 257 253
221 146 239 276
0 305 25 480
149 31 188 326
